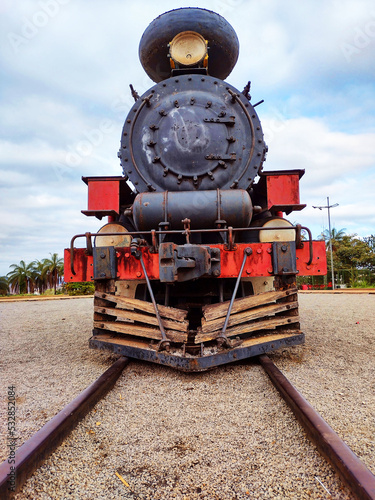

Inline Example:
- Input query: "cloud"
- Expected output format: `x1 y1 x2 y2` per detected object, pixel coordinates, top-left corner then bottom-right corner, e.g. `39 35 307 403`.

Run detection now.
0 0 375 276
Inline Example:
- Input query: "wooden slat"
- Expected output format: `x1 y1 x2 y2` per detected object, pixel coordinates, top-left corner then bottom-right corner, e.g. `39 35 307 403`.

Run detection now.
94 306 188 333
201 302 298 333
94 291 187 322
93 321 188 343
202 289 297 322
195 316 300 343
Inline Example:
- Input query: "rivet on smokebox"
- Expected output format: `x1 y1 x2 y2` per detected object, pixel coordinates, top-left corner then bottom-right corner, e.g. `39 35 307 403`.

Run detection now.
267 267 273 274
246 269 251 275
136 272 142 278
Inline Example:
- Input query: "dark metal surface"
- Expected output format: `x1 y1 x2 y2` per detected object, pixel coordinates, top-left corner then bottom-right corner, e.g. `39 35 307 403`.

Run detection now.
272 241 297 275
89 333 305 372
132 189 252 231
259 354 375 500
139 8 239 82
159 243 221 282
120 74 266 193
93 246 116 280
0 357 129 499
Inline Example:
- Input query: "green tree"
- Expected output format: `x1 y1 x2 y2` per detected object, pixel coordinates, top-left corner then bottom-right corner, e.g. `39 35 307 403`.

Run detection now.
363 235 375 251
320 227 346 250
0 276 9 295
7 260 35 294
31 259 49 294
334 235 375 272
42 253 64 294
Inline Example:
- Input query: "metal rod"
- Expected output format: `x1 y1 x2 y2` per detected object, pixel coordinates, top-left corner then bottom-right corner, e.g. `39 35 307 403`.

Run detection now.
313 197 338 289
259 354 375 500
69 225 313 276
0 357 129 499
218 247 252 345
327 197 335 289
139 253 170 350
71 224 306 242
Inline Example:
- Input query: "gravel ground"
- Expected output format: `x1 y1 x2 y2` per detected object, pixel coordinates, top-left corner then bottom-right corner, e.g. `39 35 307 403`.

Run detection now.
0 293 374 499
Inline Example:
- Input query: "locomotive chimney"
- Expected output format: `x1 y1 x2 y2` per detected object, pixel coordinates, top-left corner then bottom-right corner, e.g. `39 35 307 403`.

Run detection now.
139 7 239 82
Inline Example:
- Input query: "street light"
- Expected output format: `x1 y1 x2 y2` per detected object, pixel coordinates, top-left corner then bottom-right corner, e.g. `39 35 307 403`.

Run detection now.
313 197 339 290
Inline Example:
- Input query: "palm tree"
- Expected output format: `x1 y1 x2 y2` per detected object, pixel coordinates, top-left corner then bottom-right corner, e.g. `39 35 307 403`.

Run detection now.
7 260 35 294
0 276 9 295
42 253 64 294
322 227 346 241
320 227 346 251
31 259 49 294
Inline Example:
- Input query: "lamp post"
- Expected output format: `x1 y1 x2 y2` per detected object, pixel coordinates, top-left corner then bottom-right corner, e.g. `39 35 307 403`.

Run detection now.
313 197 339 290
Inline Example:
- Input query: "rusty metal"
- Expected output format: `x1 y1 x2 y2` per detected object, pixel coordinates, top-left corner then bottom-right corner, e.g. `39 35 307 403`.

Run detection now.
120 75 265 193
272 241 297 275
158 243 220 282
182 218 191 244
129 83 139 102
227 88 256 187
92 246 116 280
0 357 129 499
258 170 306 215
132 189 253 231
217 247 252 348
259 354 375 500
90 332 304 371
303 226 313 265
85 232 93 255
65 239 326 283
136 249 171 351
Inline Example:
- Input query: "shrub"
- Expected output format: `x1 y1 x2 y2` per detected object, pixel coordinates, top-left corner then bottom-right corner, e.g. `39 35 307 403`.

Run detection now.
63 282 95 296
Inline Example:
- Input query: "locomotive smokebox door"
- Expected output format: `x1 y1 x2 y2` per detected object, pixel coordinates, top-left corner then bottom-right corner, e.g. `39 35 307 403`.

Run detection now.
119 75 267 193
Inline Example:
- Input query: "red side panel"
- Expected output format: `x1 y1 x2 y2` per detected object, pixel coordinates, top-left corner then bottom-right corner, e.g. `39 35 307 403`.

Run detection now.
256 170 306 214
296 240 327 276
64 241 327 282
87 179 120 213
64 248 93 282
267 174 301 208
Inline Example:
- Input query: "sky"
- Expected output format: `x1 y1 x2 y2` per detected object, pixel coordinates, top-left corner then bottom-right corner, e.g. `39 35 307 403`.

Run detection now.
1 0 375 276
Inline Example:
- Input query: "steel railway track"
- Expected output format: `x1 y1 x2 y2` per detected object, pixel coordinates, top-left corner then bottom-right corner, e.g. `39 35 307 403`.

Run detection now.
0 356 129 499
1 354 374 499
259 354 375 500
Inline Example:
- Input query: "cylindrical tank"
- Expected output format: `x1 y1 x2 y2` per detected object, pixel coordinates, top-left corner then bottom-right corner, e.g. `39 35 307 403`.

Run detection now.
139 8 240 82
132 189 252 231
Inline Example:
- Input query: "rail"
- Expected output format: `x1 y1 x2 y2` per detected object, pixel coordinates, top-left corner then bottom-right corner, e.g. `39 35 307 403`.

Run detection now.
0 357 129 499
259 354 375 500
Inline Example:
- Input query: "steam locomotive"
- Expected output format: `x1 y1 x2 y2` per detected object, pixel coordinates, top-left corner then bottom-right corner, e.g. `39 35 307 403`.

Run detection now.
64 8 326 371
